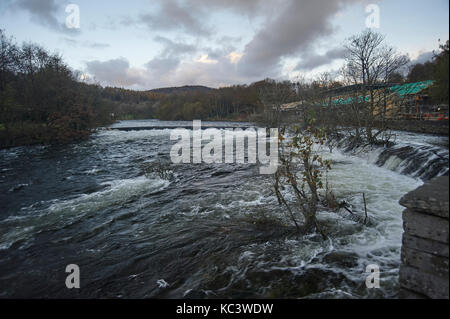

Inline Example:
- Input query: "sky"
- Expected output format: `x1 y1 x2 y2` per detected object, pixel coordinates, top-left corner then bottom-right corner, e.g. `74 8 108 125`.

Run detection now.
1 0 449 90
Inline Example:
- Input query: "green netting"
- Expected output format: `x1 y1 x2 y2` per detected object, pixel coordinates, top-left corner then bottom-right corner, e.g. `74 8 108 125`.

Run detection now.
323 81 434 106
389 80 434 96
324 95 370 106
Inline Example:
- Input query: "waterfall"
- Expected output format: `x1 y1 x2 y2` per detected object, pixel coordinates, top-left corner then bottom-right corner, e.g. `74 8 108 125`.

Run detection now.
335 131 449 181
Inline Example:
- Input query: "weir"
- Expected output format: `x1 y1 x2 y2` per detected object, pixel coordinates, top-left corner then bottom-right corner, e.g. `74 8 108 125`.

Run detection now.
107 124 254 131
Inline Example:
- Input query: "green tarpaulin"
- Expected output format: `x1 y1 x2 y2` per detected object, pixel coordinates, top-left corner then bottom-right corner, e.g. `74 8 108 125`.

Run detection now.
324 80 435 106
389 80 434 96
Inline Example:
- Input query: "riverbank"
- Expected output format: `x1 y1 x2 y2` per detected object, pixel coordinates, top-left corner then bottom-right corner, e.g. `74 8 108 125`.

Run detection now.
280 111 449 136
384 120 449 136
0 119 115 150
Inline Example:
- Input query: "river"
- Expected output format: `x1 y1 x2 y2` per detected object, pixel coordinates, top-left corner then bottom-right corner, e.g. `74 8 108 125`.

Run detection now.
0 120 448 298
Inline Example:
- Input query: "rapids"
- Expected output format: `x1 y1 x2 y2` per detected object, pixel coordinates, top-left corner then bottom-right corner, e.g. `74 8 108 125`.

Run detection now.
0 120 447 298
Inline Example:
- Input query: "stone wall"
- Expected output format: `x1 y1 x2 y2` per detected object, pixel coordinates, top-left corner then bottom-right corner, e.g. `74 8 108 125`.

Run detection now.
399 176 449 299
386 120 449 136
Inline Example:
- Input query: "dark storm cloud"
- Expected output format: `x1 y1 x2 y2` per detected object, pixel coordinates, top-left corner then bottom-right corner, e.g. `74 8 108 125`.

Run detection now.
90 0 366 88
86 58 145 87
132 0 268 38
138 0 211 37
185 0 266 15
237 0 361 77
13 0 79 35
295 47 347 71
132 0 363 81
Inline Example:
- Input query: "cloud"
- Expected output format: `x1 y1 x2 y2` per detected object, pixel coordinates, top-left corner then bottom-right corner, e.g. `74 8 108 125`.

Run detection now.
85 52 251 90
295 47 347 71
146 56 180 76
153 36 197 57
138 0 211 37
87 0 366 89
86 58 146 88
185 0 267 16
128 0 269 37
196 54 218 64
410 51 435 65
87 42 110 49
158 56 249 88
13 0 80 35
144 36 199 82
61 38 110 49
237 0 361 78
227 52 243 64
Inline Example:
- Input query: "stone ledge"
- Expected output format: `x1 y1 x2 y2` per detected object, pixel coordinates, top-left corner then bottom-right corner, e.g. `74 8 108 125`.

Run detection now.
403 209 449 244
399 265 449 299
401 246 449 278
403 234 449 258
400 176 449 219
399 288 429 299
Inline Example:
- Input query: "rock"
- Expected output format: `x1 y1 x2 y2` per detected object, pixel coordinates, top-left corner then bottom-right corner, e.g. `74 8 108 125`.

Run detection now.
403 234 449 258
399 176 449 299
401 247 449 278
323 251 359 268
400 176 449 219
402 209 449 244
399 265 449 299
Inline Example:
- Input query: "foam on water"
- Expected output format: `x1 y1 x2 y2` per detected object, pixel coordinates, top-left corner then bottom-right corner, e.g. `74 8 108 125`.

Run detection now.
0 175 170 250
0 120 447 298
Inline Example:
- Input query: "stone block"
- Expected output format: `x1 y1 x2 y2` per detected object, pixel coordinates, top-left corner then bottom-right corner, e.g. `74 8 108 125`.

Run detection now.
402 234 449 258
400 176 449 219
401 246 449 278
399 265 449 299
403 209 449 244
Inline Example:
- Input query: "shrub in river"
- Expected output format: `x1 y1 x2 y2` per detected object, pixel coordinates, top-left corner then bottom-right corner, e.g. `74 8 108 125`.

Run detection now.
143 161 174 181
274 118 332 237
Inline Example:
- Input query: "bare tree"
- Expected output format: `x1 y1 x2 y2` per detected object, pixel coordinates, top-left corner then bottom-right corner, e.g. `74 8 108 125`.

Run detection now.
342 29 409 144
0 30 19 90
257 79 297 128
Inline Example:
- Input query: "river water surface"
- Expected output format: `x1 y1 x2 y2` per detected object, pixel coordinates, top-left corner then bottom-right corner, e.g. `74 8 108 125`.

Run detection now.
0 120 448 298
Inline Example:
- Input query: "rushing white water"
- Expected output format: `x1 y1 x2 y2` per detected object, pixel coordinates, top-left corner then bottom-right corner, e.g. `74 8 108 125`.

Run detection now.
0 120 447 298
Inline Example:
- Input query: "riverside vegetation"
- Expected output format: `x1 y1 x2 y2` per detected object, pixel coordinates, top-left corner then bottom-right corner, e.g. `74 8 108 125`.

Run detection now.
1 29 448 148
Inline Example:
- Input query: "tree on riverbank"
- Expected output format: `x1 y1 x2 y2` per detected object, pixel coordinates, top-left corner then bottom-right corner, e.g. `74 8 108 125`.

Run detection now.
430 40 449 105
0 30 112 147
406 39 449 105
342 29 409 144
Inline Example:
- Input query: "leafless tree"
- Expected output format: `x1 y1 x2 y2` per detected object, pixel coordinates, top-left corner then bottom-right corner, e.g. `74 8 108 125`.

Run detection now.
342 29 409 144
257 79 297 128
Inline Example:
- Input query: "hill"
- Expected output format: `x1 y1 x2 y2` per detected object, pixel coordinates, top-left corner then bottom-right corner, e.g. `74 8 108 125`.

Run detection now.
148 85 214 94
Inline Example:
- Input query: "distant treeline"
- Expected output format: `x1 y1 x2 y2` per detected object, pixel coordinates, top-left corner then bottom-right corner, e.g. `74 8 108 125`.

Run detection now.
0 30 269 148
1 28 448 148
101 82 267 121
